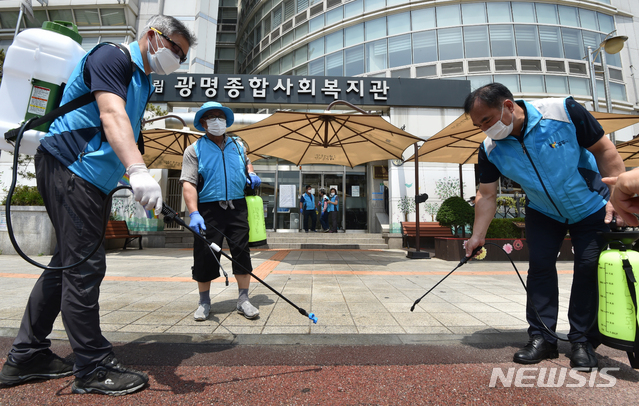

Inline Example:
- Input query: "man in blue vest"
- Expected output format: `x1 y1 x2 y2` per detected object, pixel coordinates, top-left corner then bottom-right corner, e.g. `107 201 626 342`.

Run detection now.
464 83 625 371
299 185 317 232
0 16 196 395
181 102 262 323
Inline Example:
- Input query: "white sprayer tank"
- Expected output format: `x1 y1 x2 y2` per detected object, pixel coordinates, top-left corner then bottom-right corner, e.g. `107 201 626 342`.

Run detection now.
0 21 85 155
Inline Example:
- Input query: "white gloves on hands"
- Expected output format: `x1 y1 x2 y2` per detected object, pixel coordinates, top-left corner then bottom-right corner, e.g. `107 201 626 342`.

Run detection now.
126 163 163 211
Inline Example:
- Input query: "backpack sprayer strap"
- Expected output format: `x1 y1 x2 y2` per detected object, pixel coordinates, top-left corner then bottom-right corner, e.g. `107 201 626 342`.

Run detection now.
621 255 639 368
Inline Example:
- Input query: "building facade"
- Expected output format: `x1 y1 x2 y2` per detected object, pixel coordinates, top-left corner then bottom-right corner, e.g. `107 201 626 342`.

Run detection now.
1 0 638 234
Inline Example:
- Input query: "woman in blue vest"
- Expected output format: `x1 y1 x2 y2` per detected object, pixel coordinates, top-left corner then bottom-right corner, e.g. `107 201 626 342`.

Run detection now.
180 102 262 322
327 187 339 233
299 185 317 232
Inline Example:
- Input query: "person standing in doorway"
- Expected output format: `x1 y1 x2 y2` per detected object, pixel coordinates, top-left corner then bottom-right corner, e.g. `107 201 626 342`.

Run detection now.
300 185 317 233
327 187 339 233
318 188 329 232
181 101 262 322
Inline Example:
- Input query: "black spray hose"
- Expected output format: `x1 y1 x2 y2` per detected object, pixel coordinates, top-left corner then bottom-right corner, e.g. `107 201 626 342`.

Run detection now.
4 118 132 270
160 204 318 324
410 245 483 311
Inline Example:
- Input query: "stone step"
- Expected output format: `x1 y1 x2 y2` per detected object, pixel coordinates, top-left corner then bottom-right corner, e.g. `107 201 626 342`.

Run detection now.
266 243 388 250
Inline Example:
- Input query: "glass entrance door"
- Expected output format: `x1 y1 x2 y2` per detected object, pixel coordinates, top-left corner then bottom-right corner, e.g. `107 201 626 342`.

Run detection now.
302 173 322 231
324 173 343 231
345 172 367 230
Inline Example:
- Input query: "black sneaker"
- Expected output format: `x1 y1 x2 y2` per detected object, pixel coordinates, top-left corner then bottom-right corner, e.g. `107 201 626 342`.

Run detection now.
0 350 73 386
72 354 148 396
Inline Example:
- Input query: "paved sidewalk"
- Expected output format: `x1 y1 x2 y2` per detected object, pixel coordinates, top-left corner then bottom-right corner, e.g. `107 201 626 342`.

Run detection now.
0 247 573 344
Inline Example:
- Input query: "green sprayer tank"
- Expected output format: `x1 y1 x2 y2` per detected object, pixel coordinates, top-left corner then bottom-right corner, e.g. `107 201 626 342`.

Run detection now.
598 231 639 368
245 191 267 247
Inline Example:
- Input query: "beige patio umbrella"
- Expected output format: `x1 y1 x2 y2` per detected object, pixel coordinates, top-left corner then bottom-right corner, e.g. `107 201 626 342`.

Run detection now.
230 110 423 168
405 110 639 165
615 137 639 167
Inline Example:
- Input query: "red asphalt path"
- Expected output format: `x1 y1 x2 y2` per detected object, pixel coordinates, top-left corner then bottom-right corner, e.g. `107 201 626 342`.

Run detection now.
1 337 638 405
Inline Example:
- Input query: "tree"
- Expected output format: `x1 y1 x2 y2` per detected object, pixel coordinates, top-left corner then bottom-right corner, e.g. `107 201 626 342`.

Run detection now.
144 103 168 129
0 48 5 86
424 202 440 221
436 196 474 236
398 195 415 222
435 176 464 201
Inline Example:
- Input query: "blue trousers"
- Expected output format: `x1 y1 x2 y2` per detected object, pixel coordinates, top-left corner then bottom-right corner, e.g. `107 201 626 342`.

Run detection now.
524 206 608 344
320 211 329 230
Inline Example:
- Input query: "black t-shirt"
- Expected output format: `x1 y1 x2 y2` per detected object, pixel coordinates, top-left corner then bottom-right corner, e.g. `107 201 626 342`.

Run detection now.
83 44 131 101
477 98 604 184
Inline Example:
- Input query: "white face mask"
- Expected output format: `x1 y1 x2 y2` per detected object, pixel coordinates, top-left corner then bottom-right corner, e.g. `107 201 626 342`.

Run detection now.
330 193 335 197
147 34 181 75
206 118 226 136
483 103 514 140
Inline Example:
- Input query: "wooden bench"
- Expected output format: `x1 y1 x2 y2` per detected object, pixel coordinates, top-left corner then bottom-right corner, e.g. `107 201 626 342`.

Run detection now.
401 222 453 249
105 220 142 250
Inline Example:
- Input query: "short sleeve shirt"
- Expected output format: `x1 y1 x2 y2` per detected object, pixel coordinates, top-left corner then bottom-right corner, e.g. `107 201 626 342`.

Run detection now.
180 135 251 187
477 98 604 184
84 44 131 101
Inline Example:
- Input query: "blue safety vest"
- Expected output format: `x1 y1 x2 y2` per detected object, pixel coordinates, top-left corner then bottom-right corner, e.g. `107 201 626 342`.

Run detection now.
194 136 247 203
301 193 315 210
328 195 339 212
40 42 153 194
482 98 608 224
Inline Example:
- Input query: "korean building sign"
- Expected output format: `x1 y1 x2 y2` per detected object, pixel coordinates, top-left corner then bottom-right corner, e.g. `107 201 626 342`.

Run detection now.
150 74 470 108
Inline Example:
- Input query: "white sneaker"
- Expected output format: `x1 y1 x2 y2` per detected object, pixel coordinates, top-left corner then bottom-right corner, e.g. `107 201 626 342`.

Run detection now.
237 301 260 319
194 303 210 321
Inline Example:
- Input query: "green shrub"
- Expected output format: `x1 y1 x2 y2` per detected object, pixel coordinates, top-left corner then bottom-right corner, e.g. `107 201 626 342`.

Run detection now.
1 185 44 206
485 217 525 238
436 196 474 235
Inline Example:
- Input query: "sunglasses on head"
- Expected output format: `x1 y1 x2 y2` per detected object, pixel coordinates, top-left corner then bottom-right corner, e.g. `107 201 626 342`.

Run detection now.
151 27 187 63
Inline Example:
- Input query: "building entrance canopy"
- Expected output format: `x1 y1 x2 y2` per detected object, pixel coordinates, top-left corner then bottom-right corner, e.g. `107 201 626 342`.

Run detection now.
150 74 470 109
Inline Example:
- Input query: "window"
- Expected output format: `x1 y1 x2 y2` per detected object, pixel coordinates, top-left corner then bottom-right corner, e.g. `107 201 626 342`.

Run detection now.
546 60 566 73
545 76 569 94
365 0 385 13
24 10 49 28
217 48 236 59
579 9 598 31
490 25 516 57
521 59 542 71
436 4 461 27
469 75 493 91
216 60 235 73
438 27 463 60
464 26 490 58
562 28 584 61
598 13 614 34
487 2 511 23
539 27 563 58
326 30 343 53
295 22 309 39
568 62 587 75
388 12 410 36
468 60 491 73
297 0 309 13
462 3 486 25
345 23 364 47
520 75 545 93
558 6 579 28
308 37 324 59
535 3 558 25
366 39 387 72
269 60 280 74
495 59 517 71
512 3 535 23
48 9 73 24
344 0 363 19
609 68 623 81
365 17 386 41
495 74 520 92
441 62 464 75
326 51 343 75
416 65 437 77
413 31 437 64
515 25 540 57
272 4 283 26
284 0 295 21
295 65 309 75
610 83 627 101
391 68 410 77
282 30 294 47
345 45 365 76
80 37 100 52
326 6 343 25
388 34 411 68
75 9 100 26
412 8 435 31
309 57 324 75
569 77 591 96
309 14 324 32
582 31 602 63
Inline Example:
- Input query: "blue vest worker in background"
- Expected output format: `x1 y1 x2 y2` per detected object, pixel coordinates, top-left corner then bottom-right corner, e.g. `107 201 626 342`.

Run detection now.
299 185 317 232
464 83 626 371
0 16 196 396
180 101 262 323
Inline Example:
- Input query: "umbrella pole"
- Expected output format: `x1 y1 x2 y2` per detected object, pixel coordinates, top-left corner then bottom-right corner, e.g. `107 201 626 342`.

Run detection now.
407 143 430 259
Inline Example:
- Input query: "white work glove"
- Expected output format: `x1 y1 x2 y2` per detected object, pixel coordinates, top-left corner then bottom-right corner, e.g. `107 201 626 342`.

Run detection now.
126 163 163 211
